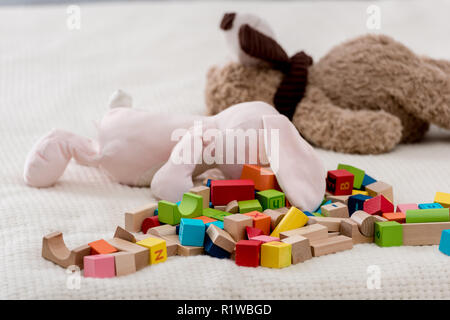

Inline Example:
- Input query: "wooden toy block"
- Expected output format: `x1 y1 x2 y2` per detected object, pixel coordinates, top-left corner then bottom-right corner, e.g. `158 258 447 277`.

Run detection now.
177 244 204 256
243 211 271 235
336 164 365 189
363 195 394 216
310 235 353 257
279 224 328 241
111 252 136 276
107 237 149 270
275 207 290 213
235 240 263 267
325 192 350 204
141 216 160 234
373 215 388 222
260 241 292 268
203 207 232 221
204 234 230 259
210 179 255 205
439 230 450 255
281 235 312 264
238 199 263 214
326 169 354 195
189 185 210 208
418 203 443 209
125 203 157 232
193 216 217 224
361 174 377 190
147 224 177 237
374 221 403 247
365 181 393 202
230 250 236 261
158 192 203 225
136 237 167 265
403 222 450 246
406 208 450 223
214 205 227 211
225 200 239 213
382 212 406 223
316 200 332 214
350 210 375 236
270 207 309 238
328 232 340 238
396 203 418 214
352 190 369 196
256 189 285 210
321 202 349 218
83 254 115 278
206 220 224 230
250 235 280 243
206 224 236 253
224 214 253 242
435 192 450 208
307 216 345 232
339 219 373 244
88 239 118 255
114 226 136 243
264 209 286 230
246 226 264 239
42 231 91 269
240 164 279 191
179 218 205 247
347 194 372 215
151 235 178 257
161 234 203 256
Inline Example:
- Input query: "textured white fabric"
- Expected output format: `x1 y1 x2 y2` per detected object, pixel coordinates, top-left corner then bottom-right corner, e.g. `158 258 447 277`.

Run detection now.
1 1 450 300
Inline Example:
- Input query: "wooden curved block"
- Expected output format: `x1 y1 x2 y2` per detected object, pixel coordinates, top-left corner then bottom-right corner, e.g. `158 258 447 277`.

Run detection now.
350 211 375 237
340 219 373 244
42 231 91 269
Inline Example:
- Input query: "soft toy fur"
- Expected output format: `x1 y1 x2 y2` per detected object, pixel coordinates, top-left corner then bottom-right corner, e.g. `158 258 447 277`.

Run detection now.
206 13 450 154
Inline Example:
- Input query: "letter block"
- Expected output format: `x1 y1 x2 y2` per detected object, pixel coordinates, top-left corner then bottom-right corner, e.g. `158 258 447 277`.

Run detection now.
238 199 263 214
374 221 403 247
224 214 253 242
136 237 167 265
321 202 349 218
210 179 255 205
326 169 354 195
337 164 365 189
84 254 115 278
235 240 263 267
363 195 394 215
244 211 271 235
158 192 203 225
261 241 292 269
439 230 450 255
256 189 285 210
435 192 450 208
178 218 206 247
271 207 309 238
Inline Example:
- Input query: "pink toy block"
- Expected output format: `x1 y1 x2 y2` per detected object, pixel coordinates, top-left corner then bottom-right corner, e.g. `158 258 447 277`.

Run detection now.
250 235 280 243
396 203 418 214
83 254 115 278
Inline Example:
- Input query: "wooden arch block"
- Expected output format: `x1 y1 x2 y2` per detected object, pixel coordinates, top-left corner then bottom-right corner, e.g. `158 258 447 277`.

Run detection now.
42 231 91 269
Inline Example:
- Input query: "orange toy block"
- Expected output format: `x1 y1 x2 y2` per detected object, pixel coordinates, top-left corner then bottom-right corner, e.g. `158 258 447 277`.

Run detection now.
193 216 217 224
244 211 271 235
88 239 118 255
240 164 279 191
382 212 406 223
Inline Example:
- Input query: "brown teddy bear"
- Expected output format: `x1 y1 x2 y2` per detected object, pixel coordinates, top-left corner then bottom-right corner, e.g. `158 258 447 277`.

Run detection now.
205 12 450 154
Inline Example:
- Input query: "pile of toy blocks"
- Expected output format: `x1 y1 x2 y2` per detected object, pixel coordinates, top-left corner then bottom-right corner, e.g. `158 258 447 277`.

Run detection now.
41 163 450 278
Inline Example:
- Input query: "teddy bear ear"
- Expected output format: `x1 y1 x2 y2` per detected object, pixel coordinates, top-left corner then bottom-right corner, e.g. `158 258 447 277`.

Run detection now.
220 12 236 30
262 114 326 212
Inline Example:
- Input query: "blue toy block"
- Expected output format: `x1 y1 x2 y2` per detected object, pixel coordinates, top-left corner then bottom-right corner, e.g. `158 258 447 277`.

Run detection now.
209 201 213 208
316 200 332 214
204 234 230 259
348 194 372 215
303 211 314 217
206 220 224 230
154 208 158 216
439 230 450 256
206 179 212 188
418 203 443 209
179 218 205 246
176 224 180 235
361 174 377 190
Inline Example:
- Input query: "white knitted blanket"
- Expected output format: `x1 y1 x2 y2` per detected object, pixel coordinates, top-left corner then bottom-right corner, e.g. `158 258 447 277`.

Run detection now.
1 1 449 300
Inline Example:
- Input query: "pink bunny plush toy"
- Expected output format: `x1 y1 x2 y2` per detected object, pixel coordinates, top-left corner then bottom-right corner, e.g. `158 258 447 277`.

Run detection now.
24 91 326 212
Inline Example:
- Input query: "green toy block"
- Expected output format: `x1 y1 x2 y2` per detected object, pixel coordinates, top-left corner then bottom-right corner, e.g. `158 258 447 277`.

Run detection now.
256 189 285 210
337 164 365 189
312 212 323 217
158 192 203 225
203 208 232 221
406 208 450 223
238 199 263 214
374 221 403 247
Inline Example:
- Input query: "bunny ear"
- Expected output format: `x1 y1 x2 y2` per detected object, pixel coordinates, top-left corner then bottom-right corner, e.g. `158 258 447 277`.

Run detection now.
262 114 326 212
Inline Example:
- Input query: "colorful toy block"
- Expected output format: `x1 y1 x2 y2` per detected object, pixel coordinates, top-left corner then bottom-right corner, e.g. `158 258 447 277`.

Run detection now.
107 237 149 270
435 192 450 208
310 235 353 257
240 164 279 191
439 230 450 255
321 202 349 218
250 235 280 243
88 239 118 255
403 222 450 245
158 192 203 225
361 174 377 190
261 241 292 269
210 179 255 205
316 200 332 213
374 221 403 247
235 240 263 267
396 203 418 214
244 211 271 235
42 231 91 269
136 237 167 265
418 203 443 209
352 190 369 196
84 254 115 278
365 181 393 202
206 220 224 230
382 212 406 223
256 189 285 210
125 203 157 232
326 169 354 195
111 252 136 276
225 200 239 213
203 208 232 221
193 216 217 224
224 214 253 242
281 235 312 264
271 207 309 238
189 185 210 209
406 208 450 223
178 218 205 247
350 211 375 236
204 234 230 259
279 224 328 241
238 199 263 214
246 226 264 239
337 164 365 189
363 195 394 215
347 194 372 215
141 216 160 234
206 224 236 253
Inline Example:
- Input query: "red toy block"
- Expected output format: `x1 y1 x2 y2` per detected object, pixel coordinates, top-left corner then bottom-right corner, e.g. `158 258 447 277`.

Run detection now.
246 226 264 239
326 170 354 196
250 235 280 243
363 195 394 215
244 211 271 235
141 216 160 234
382 212 406 223
396 203 418 214
88 239 118 255
235 240 263 267
210 179 255 206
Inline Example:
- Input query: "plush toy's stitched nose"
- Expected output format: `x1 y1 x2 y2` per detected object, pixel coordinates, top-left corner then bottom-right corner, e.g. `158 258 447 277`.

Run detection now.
220 12 236 30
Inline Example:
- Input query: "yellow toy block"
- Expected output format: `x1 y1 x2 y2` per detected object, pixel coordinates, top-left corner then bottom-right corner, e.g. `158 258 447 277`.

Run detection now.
270 207 308 238
435 192 450 208
261 241 292 268
352 190 369 196
136 237 167 265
